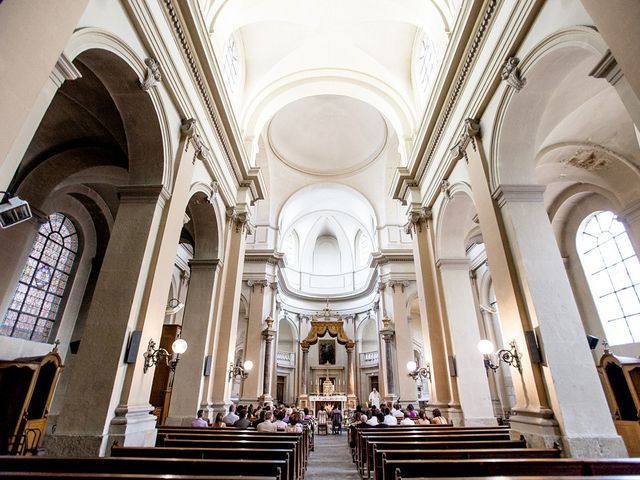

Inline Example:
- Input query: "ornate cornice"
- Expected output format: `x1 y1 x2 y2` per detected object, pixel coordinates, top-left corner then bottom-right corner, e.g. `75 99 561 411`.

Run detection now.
589 50 623 86
501 56 526 91
387 280 410 293
139 57 161 91
395 0 498 199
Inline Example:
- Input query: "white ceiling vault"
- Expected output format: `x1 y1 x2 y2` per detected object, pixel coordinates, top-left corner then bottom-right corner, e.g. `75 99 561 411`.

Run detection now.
200 0 460 167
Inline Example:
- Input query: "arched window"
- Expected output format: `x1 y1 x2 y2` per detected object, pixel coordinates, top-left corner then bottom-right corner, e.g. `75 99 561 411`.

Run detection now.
413 32 438 93
221 35 241 94
578 211 640 345
354 230 372 267
1 213 78 342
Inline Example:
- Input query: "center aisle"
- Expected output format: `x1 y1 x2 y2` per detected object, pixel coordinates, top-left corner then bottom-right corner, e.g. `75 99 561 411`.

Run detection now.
306 431 360 480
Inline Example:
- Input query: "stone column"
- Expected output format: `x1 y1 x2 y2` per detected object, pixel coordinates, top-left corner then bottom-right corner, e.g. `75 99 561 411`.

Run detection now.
209 198 252 413
494 185 626 456
456 119 554 445
0 2 89 190
299 346 309 408
380 321 396 404
260 319 276 404
49 118 200 455
405 203 453 410
387 281 418 403
166 259 221 425
346 344 357 409
437 258 496 426
241 280 269 403
457 118 626 456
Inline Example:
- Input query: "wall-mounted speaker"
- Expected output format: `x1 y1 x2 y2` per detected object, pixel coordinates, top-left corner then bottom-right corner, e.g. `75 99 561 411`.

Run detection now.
586 334 599 350
125 330 142 364
203 355 213 376
524 329 542 364
69 340 80 354
448 355 457 377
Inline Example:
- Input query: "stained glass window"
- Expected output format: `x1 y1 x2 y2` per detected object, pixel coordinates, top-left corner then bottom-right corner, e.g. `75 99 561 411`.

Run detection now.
578 211 640 345
1 213 78 342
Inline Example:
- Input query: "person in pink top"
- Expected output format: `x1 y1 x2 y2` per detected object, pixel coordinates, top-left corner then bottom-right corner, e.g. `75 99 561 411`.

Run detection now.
191 409 209 427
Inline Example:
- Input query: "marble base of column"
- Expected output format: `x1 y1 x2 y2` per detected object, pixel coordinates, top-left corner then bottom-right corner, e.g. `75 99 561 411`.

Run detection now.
210 401 230 416
444 404 463 427
509 407 562 448
258 394 273 407
299 394 309 408
49 404 157 456
384 394 398 405
164 415 193 426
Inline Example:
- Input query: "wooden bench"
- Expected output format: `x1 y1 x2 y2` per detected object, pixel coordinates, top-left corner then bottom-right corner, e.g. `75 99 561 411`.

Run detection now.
373 449 560 480
361 433 517 477
404 477 640 480
112 446 295 480
385 458 640 480
158 437 302 480
354 425 509 472
0 474 277 480
0 456 285 480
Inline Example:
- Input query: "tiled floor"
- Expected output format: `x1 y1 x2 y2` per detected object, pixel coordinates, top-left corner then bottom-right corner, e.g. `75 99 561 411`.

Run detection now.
306 431 360 480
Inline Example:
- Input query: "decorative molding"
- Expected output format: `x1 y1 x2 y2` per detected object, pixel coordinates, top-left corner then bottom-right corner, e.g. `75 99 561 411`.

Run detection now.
436 258 471 270
139 57 161 91
117 184 171 208
620 200 640 224
562 149 611 171
226 207 253 235
181 118 210 163
441 179 451 199
450 118 481 163
589 50 623 86
406 0 498 194
501 57 526 91
387 280 410 293
404 207 432 235
50 52 82 88
247 279 269 291
188 258 221 270
492 184 546 208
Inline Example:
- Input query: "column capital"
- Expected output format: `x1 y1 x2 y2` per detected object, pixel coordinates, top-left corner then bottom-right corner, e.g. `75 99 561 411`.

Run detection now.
181 118 210 163
491 184 546 208
436 258 471 271
226 206 254 234
387 280 410 293
247 279 269 291
404 207 432 235
188 258 221 271
139 57 162 91
501 56 526 91
589 50 624 86
449 118 481 163
50 52 82 88
117 184 171 207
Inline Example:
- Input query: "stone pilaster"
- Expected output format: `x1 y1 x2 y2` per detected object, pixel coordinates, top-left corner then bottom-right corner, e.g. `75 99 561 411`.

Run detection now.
241 279 269 403
380 321 397 404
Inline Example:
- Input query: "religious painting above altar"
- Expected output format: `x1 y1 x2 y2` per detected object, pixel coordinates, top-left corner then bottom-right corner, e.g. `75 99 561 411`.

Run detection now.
319 339 336 364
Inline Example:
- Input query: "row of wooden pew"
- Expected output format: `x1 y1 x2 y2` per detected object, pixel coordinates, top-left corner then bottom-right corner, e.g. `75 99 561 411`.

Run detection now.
350 423 640 480
0 423 312 480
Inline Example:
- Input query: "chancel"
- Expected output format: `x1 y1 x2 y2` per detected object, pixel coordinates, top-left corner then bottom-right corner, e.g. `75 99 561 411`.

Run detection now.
1 1 640 478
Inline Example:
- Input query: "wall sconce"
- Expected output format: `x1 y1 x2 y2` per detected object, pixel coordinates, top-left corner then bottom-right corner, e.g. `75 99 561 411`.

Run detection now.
229 360 253 381
143 337 188 373
477 338 522 374
0 192 32 229
407 360 431 382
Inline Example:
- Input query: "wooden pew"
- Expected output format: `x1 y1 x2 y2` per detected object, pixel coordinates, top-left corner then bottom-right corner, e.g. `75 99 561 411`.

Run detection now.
361 432 516 477
0 474 276 480
374 449 560 480
112 446 295 480
0 456 285 480
354 425 509 473
158 438 301 480
403 477 640 480
385 458 640 480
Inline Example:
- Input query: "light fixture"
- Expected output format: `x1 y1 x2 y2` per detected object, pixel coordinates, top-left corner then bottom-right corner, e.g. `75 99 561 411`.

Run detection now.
477 338 522 373
407 360 432 382
143 337 188 373
229 359 253 381
0 192 32 229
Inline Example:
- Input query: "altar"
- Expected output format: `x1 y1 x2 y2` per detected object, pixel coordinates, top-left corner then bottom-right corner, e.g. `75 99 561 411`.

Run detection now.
309 394 347 413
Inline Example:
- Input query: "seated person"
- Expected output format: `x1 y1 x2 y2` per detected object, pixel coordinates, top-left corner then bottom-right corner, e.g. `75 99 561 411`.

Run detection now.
416 410 431 425
234 410 251 429
273 410 288 431
383 407 397 425
375 412 389 427
400 411 415 425
222 404 239 426
257 411 278 432
285 413 303 433
212 412 226 428
431 408 448 425
191 409 208 427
